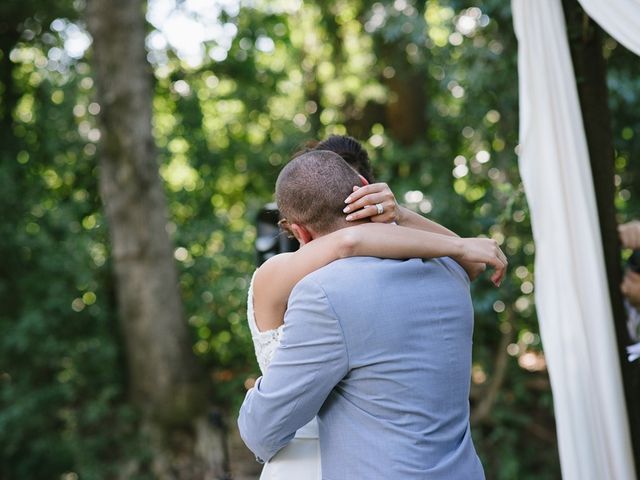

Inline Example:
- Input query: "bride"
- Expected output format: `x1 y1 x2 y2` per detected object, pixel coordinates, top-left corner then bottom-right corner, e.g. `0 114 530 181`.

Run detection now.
245 136 507 479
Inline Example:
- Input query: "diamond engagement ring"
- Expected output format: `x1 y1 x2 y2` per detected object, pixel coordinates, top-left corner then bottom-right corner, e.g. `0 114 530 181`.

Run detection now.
375 203 384 215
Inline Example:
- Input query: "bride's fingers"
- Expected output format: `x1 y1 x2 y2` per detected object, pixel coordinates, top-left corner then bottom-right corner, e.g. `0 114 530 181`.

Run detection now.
491 260 507 287
490 264 505 286
343 192 388 214
497 247 508 266
489 241 508 271
464 238 507 287
345 205 376 221
345 184 376 203
344 182 394 205
345 204 394 222
484 255 505 285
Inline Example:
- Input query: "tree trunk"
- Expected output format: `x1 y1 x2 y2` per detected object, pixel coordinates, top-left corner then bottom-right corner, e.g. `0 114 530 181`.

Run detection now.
379 1 428 146
383 71 428 145
563 0 640 468
85 0 228 477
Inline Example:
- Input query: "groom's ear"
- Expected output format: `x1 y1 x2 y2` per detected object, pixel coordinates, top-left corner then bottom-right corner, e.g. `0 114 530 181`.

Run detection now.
290 223 313 246
358 174 369 186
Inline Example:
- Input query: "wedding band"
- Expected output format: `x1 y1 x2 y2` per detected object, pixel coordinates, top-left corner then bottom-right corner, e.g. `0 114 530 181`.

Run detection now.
375 203 384 215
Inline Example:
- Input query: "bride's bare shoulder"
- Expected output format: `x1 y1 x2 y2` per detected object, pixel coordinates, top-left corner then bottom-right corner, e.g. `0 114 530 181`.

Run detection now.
252 253 293 331
255 252 294 284
253 253 296 303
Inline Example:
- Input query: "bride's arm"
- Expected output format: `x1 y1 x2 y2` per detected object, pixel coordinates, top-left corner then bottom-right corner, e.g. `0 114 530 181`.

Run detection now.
343 183 487 279
252 223 507 332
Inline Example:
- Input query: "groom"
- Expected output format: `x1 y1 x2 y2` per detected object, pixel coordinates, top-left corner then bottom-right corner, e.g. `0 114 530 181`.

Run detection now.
239 150 485 479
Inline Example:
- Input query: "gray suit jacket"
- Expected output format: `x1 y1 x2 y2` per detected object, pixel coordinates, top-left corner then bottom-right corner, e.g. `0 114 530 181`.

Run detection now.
239 256 485 480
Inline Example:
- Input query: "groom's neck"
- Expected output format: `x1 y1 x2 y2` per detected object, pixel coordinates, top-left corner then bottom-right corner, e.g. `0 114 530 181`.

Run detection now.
310 218 369 240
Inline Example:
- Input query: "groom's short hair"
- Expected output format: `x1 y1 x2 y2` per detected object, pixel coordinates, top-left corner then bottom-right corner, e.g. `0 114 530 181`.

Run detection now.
276 150 361 234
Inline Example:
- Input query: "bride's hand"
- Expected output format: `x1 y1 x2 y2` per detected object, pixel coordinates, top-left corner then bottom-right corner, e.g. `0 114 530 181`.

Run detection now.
456 238 508 287
343 183 401 224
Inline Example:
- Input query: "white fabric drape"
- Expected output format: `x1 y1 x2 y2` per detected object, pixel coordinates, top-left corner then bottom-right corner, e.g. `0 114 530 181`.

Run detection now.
512 1 636 479
578 0 640 56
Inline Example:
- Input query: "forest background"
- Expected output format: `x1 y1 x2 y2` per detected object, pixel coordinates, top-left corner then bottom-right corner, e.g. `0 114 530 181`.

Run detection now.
2 0 640 479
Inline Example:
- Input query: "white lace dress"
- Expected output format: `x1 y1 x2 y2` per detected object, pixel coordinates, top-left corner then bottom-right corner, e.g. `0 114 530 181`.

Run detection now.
247 272 321 480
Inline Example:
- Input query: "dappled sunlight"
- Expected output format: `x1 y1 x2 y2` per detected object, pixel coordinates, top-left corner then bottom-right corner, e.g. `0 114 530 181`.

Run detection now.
5 0 640 477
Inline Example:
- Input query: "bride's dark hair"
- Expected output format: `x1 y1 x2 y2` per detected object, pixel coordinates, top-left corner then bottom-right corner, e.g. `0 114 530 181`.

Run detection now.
293 135 375 183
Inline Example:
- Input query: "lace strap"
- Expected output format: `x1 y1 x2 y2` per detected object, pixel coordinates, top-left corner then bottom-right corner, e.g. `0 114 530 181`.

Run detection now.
247 270 285 374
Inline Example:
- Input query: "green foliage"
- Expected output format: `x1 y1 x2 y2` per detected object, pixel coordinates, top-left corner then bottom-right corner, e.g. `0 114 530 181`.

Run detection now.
0 13 150 479
2 0 640 478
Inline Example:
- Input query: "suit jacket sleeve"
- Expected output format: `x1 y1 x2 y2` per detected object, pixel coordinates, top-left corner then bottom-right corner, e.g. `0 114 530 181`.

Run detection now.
238 276 349 462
